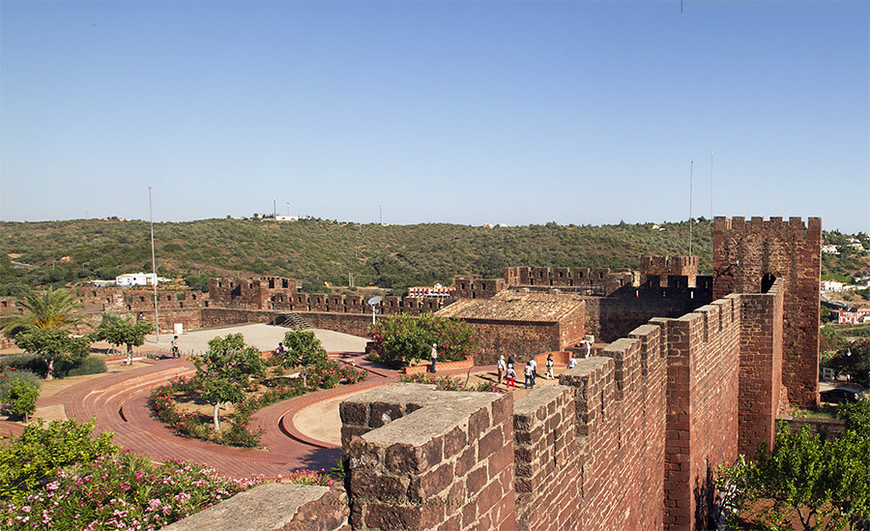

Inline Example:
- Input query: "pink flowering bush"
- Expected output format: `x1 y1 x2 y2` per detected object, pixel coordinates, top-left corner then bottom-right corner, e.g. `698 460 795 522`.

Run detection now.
305 360 367 390
284 468 334 487
149 376 263 447
0 452 263 530
0 419 264 530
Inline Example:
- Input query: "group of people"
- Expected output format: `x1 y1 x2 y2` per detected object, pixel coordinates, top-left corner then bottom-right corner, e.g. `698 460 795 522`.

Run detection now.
495 338 593 390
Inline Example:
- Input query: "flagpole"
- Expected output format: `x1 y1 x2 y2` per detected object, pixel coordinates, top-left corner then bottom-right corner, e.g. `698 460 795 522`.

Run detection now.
149 187 159 343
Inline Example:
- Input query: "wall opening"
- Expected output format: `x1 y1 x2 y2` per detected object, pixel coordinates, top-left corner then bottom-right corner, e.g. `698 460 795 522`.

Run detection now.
761 273 776 293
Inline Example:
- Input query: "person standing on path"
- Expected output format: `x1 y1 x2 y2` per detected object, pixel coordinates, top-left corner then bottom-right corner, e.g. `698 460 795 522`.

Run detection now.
528 357 537 388
506 365 516 388
545 353 554 379
430 343 438 373
524 362 534 389
170 336 180 359
497 355 506 384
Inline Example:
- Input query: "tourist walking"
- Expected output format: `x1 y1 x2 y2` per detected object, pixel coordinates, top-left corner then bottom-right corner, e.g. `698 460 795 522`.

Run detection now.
524 362 534 389
529 357 537 387
430 343 438 373
581 338 591 359
545 353 554 379
497 355 506 384
170 336 180 359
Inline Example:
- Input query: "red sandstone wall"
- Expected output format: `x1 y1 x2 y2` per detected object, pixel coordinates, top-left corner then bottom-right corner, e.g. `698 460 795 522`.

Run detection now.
661 297 741 529
558 322 669 530
584 292 710 343
513 386 580 530
200 308 276 328
461 319 562 365
300 312 375 339
738 282 785 456
558 304 586 349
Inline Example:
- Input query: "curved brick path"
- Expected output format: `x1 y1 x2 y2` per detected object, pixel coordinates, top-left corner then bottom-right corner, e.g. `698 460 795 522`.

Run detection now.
0 355 498 479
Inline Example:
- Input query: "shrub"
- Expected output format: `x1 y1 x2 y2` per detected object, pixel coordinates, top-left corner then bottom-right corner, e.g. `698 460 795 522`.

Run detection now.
6 379 38 421
0 369 40 402
280 330 329 368
0 418 118 499
306 361 341 390
65 355 107 377
0 354 44 376
0 452 263 529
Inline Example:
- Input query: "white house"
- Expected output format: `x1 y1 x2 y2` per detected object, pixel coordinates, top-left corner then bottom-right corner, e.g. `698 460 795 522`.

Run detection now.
115 273 158 287
821 280 844 292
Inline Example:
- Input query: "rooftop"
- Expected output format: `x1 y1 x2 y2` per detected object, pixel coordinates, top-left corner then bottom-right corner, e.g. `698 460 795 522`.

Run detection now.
436 290 585 323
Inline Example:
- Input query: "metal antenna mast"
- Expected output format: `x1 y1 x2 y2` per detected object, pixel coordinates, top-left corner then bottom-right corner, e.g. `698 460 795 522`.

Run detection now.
710 151 714 220
689 161 694 257
149 187 159 343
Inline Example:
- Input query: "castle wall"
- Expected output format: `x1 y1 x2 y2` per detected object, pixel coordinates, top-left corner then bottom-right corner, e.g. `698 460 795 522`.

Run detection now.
559 322 669 530
301 312 375 338
201 308 276 328
713 216 820 407
583 288 711 343
661 297 741 529
512 386 580 530
462 319 562 365
738 281 785 456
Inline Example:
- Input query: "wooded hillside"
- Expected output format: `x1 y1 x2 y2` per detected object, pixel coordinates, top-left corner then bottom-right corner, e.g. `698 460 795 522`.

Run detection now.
6 217 861 296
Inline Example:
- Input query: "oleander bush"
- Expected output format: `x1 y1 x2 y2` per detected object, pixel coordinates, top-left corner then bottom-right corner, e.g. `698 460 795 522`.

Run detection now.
0 451 263 530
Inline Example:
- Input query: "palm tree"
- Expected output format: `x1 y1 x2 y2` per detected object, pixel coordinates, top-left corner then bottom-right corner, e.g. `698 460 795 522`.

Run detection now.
0 287 84 338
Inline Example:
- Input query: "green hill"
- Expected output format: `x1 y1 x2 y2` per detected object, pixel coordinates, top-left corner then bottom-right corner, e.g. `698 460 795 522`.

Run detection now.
2 217 717 296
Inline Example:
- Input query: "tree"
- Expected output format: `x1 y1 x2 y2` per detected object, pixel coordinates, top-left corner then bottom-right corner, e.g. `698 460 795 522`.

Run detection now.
279 329 329 388
6 378 39 422
95 312 153 365
368 314 479 369
828 338 870 387
0 287 83 338
13 327 90 380
281 330 328 367
716 413 870 530
192 334 265 431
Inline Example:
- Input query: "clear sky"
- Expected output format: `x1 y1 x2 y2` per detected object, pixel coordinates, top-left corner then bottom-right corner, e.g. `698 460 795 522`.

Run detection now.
1 1 868 234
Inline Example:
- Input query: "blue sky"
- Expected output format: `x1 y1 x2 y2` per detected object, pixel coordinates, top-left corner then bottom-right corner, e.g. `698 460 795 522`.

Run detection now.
1 1 868 233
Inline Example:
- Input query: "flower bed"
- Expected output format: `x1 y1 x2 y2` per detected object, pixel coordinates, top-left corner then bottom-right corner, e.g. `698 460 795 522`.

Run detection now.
149 362 368 448
402 355 474 375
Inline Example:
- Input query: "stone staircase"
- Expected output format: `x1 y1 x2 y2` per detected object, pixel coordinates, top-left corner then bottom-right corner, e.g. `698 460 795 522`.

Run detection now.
273 312 312 330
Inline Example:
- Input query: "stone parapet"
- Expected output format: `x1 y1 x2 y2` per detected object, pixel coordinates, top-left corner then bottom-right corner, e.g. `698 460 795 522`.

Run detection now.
161 482 349 531
341 384 515 530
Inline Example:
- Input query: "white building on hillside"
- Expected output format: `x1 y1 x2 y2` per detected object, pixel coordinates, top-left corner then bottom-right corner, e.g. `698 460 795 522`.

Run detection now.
115 273 158 287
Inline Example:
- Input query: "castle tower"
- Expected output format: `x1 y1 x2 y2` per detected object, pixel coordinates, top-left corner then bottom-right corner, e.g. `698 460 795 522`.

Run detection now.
713 216 822 407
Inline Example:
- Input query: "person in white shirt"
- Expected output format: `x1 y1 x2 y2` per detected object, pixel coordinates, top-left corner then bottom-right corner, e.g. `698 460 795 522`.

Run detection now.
497 355 507 384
